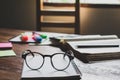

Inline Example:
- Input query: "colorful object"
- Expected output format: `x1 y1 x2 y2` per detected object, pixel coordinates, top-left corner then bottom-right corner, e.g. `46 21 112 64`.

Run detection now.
20 32 47 42
21 33 28 42
40 34 47 39
32 34 42 42
32 32 47 39
0 42 12 49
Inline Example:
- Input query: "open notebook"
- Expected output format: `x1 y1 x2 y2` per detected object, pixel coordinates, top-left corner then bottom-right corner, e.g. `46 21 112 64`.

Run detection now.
21 56 81 80
68 39 120 62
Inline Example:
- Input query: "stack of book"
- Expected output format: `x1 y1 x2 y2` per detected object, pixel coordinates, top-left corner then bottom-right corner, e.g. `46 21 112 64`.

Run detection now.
50 35 120 63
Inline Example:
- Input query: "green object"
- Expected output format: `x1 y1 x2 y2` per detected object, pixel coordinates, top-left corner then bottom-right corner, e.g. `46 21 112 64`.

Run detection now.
62 0 67 2
40 34 47 39
0 50 16 57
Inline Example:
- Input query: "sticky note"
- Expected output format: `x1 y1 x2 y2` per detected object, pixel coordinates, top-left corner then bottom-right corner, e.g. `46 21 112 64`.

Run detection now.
0 42 12 49
0 50 16 57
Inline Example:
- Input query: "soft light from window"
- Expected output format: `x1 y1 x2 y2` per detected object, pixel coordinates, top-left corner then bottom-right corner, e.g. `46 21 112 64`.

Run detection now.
44 0 120 4
81 0 120 4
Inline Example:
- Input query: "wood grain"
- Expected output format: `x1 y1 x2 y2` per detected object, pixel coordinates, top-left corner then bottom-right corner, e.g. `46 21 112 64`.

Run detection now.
0 28 64 80
0 28 27 80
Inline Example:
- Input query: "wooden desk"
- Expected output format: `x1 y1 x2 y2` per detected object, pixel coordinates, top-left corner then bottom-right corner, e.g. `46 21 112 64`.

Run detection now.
1 28 120 80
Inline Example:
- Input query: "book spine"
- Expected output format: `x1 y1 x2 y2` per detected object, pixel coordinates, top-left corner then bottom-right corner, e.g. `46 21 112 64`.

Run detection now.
86 52 120 61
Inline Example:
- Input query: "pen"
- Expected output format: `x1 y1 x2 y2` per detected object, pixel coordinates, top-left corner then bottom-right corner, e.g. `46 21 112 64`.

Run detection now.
77 45 119 48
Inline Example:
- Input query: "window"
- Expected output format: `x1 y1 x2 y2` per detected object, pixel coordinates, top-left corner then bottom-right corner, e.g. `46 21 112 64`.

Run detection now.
44 0 120 4
44 0 75 3
81 0 120 4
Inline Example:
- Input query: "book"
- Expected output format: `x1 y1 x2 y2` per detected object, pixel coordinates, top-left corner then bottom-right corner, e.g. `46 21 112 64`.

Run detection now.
50 37 120 63
53 35 118 41
21 55 81 80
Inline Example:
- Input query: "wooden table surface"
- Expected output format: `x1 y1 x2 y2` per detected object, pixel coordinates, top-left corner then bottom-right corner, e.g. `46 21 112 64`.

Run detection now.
0 28 27 80
1 28 120 80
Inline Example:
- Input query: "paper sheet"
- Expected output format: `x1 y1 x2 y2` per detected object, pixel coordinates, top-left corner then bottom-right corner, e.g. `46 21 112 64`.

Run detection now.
0 42 12 49
21 56 80 79
9 32 101 44
74 58 120 80
0 50 16 57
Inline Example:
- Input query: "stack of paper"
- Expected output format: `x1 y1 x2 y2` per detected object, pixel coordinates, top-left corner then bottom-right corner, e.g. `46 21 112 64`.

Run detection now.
74 58 120 80
49 34 120 62
54 35 118 41
67 35 120 62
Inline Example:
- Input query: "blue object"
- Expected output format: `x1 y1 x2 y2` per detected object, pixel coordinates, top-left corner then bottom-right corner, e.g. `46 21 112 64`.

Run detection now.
34 35 42 42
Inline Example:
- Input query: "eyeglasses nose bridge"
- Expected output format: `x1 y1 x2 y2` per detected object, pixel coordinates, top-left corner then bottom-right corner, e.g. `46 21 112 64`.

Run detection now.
22 54 26 59
43 55 52 58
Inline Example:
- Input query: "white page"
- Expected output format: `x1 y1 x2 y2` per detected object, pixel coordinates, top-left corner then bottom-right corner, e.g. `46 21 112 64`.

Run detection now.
74 58 120 80
54 35 118 41
10 32 101 42
21 56 80 78
9 32 101 46
68 39 120 54
10 32 118 43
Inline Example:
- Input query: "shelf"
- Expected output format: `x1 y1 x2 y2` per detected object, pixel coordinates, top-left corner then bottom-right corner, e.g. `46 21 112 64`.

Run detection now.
40 21 75 27
40 9 75 16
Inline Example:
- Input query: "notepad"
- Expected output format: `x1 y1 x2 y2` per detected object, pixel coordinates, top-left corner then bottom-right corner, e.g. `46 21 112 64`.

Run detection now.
0 42 16 57
21 55 81 80
0 42 12 49
0 50 16 57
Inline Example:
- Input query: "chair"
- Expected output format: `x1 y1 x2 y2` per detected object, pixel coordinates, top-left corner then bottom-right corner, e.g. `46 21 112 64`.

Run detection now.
36 0 80 34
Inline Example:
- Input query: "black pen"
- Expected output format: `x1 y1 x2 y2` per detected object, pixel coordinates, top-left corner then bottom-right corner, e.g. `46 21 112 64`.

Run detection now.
77 45 119 48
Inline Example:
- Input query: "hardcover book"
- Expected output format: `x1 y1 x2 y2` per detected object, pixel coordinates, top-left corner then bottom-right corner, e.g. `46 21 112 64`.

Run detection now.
50 37 120 63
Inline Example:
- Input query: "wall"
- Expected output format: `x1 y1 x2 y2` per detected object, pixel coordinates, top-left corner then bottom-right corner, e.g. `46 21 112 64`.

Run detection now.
43 5 120 37
0 0 36 30
80 6 120 38
0 1 120 37
42 6 75 33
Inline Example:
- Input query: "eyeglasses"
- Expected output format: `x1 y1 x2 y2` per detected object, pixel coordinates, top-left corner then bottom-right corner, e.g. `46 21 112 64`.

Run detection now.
22 50 74 71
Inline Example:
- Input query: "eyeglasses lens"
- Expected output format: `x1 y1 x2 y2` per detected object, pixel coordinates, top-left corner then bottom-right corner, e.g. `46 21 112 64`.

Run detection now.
52 53 70 70
26 53 43 69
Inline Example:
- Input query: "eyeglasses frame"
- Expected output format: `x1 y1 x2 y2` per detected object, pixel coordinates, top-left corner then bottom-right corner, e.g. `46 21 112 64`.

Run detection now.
22 50 74 71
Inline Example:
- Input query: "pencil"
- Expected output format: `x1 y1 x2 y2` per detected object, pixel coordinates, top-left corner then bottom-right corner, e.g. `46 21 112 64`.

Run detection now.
77 45 119 48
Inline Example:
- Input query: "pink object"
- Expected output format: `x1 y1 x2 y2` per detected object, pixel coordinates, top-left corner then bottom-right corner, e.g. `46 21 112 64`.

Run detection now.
0 42 12 49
